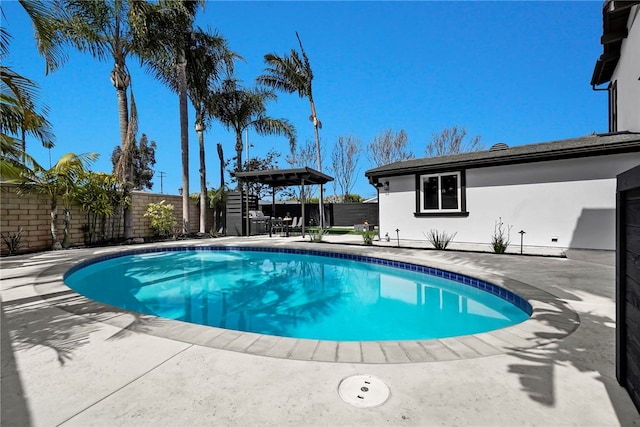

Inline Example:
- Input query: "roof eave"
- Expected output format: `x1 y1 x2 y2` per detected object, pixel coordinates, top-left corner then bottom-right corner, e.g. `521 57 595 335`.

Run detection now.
590 0 639 86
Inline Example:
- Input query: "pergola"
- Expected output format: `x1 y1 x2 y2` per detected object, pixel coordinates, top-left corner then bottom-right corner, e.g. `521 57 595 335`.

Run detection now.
233 167 334 237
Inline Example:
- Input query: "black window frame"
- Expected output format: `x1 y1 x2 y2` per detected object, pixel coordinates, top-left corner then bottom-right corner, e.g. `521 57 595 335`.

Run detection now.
414 170 468 217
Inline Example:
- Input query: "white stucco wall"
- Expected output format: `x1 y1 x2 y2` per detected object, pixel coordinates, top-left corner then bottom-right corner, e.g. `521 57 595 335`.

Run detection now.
377 152 640 250
613 5 640 132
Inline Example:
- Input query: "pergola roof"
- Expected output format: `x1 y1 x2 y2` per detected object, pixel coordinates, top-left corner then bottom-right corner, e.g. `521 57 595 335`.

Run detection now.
233 167 333 187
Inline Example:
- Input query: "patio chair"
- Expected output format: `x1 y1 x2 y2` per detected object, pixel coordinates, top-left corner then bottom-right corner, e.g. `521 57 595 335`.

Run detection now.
270 218 285 237
290 217 302 235
282 216 297 237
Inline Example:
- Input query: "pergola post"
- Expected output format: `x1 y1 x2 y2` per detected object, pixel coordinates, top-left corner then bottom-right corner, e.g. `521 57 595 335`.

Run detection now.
301 179 305 238
245 181 250 236
270 186 276 237
319 184 324 229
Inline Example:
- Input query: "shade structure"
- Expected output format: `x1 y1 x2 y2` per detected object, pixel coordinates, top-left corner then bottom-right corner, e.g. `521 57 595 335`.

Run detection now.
232 167 334 237
233 167 333 187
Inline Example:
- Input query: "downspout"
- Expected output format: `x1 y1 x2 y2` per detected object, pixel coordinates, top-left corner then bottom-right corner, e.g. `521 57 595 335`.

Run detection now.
592 81 613 132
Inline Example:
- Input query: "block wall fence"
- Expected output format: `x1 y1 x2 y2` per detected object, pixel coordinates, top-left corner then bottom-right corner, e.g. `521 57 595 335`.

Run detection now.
0 183 212 255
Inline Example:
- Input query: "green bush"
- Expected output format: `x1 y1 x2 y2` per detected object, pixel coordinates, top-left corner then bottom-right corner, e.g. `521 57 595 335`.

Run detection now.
361 229 376 245
1 227 24 255
308 227 325 243
144 200 176 237
491 217 512 254
424 229 457 250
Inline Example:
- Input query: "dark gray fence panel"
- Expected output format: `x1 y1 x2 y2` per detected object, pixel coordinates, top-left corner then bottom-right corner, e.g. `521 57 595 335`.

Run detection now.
226 191 257 236
616 164 640 414
261 203 378 227
330 203 379 227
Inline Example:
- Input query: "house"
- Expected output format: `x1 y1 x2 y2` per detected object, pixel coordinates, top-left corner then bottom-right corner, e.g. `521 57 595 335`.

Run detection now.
365 1 640 252
591 0 640 133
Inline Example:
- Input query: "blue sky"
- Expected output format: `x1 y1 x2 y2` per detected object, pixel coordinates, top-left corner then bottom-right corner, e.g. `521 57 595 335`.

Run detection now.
5 1 606 199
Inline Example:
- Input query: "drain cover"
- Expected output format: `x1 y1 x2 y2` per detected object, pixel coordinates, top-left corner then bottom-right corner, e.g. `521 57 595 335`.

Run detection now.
338 375 390 408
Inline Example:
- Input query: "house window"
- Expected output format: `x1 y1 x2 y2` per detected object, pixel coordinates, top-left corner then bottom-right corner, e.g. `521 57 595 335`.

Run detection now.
417 171 466 215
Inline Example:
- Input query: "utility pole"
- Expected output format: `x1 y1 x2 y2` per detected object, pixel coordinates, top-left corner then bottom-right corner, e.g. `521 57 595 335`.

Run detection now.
158 171 166 194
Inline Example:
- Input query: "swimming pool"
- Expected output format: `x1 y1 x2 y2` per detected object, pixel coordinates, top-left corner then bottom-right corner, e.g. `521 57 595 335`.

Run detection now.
64 247 531 341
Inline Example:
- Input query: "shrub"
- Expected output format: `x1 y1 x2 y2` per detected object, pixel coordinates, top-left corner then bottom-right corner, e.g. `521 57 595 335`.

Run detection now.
491 217 512 254
144 200 176 237
1 227 24 255
424 229 457 250
308 227 325 243
361 229 376 245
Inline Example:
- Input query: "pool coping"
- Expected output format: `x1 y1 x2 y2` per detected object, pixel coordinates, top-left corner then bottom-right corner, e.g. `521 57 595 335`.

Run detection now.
32 240 580 364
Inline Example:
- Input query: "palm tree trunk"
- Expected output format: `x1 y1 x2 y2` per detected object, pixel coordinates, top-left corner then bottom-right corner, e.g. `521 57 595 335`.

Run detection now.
310 99 324 229
217 143 225 233
235 132 243 177
115 85 129 149
112 63 133 239
196 122 207 234
50 198 61 250
178 52 190 234
217 143 225 189
63 208 71 248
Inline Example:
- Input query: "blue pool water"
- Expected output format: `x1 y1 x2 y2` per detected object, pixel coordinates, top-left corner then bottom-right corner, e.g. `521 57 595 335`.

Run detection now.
64 247 530 341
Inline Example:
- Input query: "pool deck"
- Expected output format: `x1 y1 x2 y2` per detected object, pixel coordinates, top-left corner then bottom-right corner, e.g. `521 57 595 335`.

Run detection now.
2 235 639 426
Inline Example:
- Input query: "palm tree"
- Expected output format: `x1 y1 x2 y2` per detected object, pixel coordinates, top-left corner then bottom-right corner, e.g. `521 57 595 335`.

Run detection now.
129 0 204 234
54 1 134 153
209 78 296 175
186 31 237 233
132 23 235 234
215 142 226 233
257 32 324 226
31 0 147 239
14 152 98 249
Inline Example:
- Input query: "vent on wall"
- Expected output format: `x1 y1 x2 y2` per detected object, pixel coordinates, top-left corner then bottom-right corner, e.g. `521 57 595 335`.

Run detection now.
489 142 509 151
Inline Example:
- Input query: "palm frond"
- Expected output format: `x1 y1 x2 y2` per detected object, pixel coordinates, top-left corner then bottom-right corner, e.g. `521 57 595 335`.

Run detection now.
252 117 296 153
257 52 309 98
186 27 240 122
0 65 55 149
53 0 118 64
0 26 10 58
19 0 70 74
52 152 99 176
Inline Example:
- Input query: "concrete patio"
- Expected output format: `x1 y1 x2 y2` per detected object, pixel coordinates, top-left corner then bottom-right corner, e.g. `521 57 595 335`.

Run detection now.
1 235 639 426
